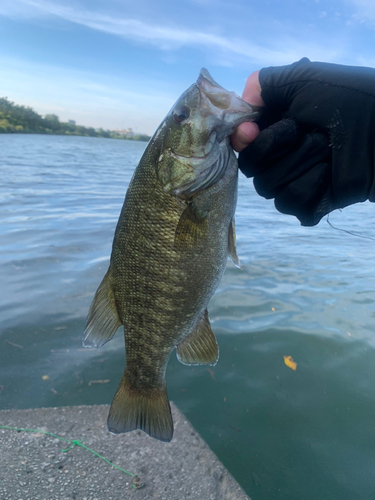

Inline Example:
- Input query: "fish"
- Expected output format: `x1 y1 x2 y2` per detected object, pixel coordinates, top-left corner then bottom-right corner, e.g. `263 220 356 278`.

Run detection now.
82 69 260 442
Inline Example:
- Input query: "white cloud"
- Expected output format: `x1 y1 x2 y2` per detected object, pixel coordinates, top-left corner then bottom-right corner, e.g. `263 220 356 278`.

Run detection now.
0 0 348 66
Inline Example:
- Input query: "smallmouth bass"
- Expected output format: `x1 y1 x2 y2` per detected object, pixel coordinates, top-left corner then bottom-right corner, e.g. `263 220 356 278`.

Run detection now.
83 69 260 442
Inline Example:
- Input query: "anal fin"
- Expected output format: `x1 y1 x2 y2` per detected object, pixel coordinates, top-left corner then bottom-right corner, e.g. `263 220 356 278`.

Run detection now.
228 217 241 268
176 309 219 366
82 268 121 348
108 373 173 443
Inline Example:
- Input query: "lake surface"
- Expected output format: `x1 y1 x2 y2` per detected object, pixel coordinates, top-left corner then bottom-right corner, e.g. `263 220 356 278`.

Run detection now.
1 134 375 500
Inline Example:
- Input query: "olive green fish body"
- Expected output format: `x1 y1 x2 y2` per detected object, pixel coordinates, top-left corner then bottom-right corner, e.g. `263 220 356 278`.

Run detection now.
114 138 238 373
83 69 260 442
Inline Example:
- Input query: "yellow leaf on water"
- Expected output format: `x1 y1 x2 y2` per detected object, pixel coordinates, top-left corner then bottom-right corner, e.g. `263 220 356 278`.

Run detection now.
42 375 50 381
283 356 297 371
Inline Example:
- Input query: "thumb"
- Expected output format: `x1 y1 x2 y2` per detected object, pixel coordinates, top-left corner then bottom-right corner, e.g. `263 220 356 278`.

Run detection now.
231 71 264 152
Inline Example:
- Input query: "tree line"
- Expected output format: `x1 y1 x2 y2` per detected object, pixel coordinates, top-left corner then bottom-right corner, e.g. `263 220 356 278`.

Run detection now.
0 98 150 141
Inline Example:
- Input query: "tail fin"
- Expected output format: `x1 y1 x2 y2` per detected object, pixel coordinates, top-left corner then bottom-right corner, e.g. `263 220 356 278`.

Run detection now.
107 373 173 443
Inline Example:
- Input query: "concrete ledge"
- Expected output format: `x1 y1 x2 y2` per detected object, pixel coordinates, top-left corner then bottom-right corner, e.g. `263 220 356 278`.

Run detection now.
0 403 250 500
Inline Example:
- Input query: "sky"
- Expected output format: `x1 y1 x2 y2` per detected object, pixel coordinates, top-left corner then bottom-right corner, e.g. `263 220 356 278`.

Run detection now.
0 0 375 134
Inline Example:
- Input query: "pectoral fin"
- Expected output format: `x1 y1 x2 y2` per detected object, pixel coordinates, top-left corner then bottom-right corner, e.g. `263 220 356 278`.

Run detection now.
82 268 121 348
228 218 241 268
174 202 208 250
176 309 219 366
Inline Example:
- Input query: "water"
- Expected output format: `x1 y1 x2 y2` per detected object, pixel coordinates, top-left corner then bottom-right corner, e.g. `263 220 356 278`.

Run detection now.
1 134 375 499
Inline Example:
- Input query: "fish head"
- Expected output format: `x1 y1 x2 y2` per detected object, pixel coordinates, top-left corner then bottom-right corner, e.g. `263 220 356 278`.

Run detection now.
156 68 260 199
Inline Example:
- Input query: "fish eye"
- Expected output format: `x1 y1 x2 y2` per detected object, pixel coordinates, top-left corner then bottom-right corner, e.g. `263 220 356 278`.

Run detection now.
172 105 190 124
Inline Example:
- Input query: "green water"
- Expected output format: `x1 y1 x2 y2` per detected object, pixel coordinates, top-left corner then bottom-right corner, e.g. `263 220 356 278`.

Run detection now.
1 134 375 499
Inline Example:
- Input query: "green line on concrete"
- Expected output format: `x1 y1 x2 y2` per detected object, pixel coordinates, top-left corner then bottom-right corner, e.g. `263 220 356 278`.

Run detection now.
0 424 143 488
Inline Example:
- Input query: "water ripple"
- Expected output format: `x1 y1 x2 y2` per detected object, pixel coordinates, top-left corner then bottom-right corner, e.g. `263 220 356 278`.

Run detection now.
1 134 375 500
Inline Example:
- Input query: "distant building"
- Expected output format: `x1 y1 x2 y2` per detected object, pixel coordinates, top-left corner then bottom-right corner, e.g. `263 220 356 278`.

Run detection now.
68 120 76 125
113 128 134 137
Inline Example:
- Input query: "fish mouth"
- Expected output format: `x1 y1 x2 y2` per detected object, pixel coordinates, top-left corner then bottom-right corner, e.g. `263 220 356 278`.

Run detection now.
197 68 261 140
162 69 260 199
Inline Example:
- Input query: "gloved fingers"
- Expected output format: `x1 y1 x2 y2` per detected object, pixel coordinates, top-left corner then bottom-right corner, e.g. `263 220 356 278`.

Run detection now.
238 118 299 177
258 58 312 110
253 132 331 199
274 163 333 226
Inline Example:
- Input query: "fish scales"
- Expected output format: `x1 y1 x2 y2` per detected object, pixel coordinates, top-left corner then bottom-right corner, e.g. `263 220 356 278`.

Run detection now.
115 146 232 379
83 68 260 442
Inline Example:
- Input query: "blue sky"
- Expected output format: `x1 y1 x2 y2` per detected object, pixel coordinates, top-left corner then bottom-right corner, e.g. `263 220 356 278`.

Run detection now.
1 0 374 134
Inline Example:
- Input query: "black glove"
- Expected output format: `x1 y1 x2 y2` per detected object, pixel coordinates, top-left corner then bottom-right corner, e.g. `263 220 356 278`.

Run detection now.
238 58 375 226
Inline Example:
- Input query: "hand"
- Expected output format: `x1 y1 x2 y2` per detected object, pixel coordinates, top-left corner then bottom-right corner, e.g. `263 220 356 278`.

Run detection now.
230 71 264 152
234 58 375 226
